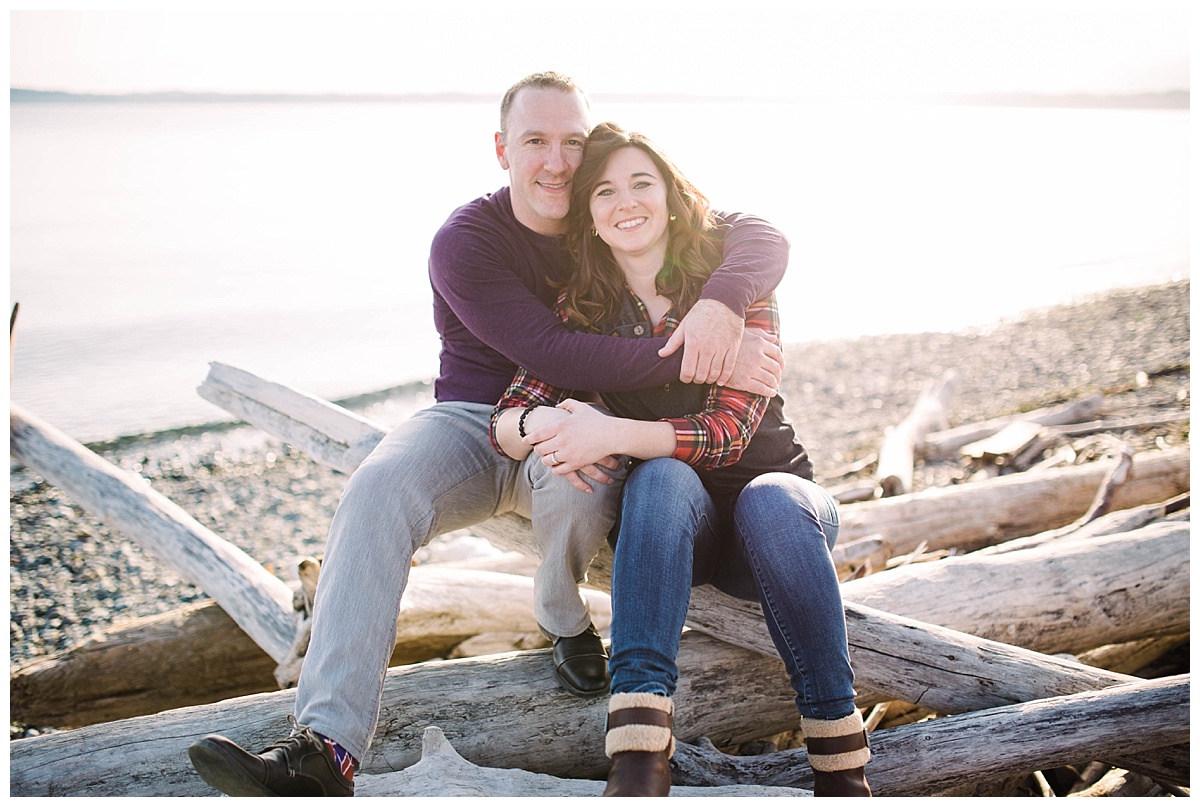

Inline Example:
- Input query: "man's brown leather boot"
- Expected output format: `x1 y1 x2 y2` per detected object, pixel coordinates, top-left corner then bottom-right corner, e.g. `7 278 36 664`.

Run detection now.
802 710 872 797
602 693 674 797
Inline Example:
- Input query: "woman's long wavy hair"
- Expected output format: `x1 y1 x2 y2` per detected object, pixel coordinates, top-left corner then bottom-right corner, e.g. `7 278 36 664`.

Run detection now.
563 122 724 331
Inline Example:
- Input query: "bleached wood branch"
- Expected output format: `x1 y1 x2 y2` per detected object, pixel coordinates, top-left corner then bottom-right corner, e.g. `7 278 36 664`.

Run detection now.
974 493 1187 556
9 404 296 662
197 361 387 475
875 369 960 496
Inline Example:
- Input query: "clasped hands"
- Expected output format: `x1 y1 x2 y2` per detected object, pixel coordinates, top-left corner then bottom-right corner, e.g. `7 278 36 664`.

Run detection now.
522 400 623 494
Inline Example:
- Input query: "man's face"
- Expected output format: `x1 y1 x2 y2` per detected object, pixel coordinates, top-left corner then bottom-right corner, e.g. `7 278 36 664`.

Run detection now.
495 87 590 236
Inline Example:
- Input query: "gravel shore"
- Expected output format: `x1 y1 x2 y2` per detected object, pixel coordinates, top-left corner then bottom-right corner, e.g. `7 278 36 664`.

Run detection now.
9 279 1190 692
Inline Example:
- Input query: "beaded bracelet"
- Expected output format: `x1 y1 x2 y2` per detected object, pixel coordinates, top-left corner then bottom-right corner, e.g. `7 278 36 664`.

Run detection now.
518 404 540 438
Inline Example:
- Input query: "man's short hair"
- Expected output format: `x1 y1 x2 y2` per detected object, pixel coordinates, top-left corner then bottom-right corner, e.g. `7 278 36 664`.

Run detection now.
499 72 589 138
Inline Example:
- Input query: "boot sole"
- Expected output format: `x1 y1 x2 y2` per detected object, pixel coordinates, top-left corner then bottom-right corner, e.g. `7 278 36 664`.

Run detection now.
188 738 277 797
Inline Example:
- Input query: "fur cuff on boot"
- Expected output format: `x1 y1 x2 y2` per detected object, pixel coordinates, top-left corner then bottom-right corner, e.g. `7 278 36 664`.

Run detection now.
801 710 871 771
606 693 675 759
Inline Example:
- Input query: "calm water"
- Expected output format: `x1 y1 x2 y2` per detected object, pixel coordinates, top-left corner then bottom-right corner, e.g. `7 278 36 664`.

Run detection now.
9 100 1189 442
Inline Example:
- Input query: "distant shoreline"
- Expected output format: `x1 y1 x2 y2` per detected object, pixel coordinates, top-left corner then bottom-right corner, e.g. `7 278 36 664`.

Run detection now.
9 87 1191 110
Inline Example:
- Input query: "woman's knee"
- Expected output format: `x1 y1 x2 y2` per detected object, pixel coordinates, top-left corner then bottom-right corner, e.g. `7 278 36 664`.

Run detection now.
626 458 704 501
737 474 840 550
615 459 709 552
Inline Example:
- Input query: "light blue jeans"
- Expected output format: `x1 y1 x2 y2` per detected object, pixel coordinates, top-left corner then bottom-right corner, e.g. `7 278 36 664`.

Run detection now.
608 458 856 720
294 402 625 761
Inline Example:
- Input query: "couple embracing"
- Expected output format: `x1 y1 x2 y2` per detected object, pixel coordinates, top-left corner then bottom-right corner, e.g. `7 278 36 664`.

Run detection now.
188 72 871 798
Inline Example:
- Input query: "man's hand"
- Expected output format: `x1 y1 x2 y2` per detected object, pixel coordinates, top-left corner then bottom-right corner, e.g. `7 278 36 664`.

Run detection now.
658 298 743 386
726 328 784 397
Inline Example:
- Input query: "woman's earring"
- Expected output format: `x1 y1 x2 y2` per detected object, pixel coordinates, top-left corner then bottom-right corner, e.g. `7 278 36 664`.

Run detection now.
669 214 677 221
591 227 598 237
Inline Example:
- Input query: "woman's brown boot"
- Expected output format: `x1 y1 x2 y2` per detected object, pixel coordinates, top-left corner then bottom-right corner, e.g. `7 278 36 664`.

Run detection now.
801 710 872 797
602 693 674 797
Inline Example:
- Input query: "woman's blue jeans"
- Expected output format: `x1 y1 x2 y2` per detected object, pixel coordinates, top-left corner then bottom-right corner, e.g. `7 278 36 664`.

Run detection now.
608 458 857 720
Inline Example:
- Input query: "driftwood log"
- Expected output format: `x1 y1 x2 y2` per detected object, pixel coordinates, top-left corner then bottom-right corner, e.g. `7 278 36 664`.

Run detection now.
8 633 802 797
837 521 1189 656
9 404 296 662
11 629 1187 797
11 568 1187 799
11 511 1183 730
974 491 1188 556
837 446 1188 556
874 369 959 496
355 727 811 797
672 674 1190 795
10 600 279 728
10 565 611 728
197 361 388 475
920 392 1104 459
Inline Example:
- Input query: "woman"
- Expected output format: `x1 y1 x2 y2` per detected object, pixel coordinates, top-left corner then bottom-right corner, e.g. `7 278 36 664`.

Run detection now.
491 123 870 797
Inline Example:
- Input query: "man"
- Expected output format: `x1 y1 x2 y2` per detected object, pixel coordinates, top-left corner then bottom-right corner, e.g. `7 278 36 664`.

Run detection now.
187 72 788 797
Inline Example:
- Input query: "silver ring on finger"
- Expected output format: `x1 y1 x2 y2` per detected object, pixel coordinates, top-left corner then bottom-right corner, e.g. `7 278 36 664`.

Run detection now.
548 451 559 466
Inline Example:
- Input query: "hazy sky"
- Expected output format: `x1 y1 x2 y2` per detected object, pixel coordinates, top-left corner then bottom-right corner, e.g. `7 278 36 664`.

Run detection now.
8 2 1191 99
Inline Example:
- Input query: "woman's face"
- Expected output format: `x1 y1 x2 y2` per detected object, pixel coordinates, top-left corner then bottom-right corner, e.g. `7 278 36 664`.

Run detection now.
588 146 670 264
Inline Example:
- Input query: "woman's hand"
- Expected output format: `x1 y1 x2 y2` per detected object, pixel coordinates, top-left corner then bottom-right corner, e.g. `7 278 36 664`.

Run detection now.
523 399 625 493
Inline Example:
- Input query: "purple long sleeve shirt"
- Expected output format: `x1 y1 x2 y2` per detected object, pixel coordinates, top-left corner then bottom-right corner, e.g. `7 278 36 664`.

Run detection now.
428 185 789 404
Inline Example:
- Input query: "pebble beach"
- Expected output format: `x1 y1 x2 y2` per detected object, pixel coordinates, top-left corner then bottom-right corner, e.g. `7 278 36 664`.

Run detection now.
8 278 1190 738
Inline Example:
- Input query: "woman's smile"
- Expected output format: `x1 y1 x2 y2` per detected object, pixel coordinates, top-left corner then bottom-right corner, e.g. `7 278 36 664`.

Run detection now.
590 147 670 267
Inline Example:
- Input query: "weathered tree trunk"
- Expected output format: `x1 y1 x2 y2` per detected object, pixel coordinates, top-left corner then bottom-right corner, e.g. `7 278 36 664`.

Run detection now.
837 521 1189 655
272 564 611 687
18 514 1181 729
430 451 1192 589
10 566 612 728
672 674 1190 795
9 404 296 662
874 369 959 496
14 629 1185 797
10 600 279 728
